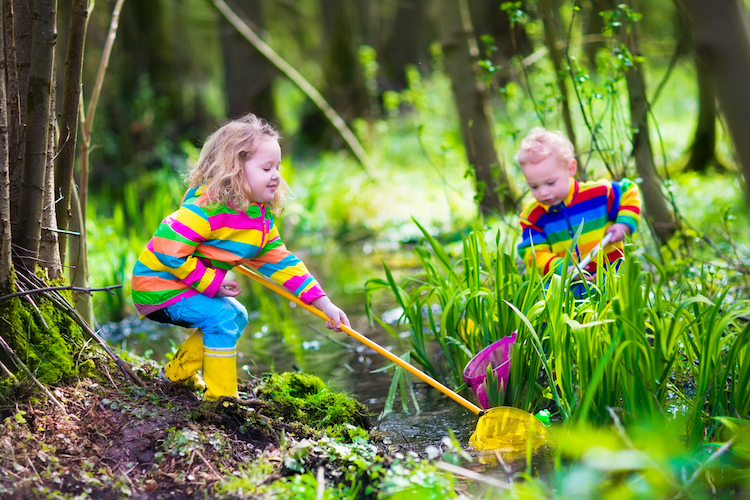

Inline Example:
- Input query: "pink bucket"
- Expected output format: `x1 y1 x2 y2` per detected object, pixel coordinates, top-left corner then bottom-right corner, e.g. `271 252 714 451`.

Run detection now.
462 332 516 409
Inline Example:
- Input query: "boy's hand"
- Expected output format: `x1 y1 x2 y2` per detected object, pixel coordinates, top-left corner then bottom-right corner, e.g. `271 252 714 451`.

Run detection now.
311 296 351 332
217 279 242 297
605 223 631 243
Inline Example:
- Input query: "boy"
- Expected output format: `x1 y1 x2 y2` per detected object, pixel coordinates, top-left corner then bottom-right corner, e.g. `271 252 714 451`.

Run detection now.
516 127 641 279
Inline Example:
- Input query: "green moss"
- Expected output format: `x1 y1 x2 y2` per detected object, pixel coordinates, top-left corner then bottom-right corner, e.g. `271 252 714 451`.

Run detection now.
256 372 371 430
0 285 86 387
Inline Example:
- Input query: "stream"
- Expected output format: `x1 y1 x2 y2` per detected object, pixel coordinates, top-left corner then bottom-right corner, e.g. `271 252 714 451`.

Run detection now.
101 243 478 450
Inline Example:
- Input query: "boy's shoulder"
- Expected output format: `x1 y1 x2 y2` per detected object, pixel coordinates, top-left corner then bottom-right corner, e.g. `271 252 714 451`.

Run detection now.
518 198 547 222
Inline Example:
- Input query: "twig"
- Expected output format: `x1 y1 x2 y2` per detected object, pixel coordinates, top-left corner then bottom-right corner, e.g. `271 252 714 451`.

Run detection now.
14 279 50 331
211 0 373 175
435 461 512 490
306 324 357 351
0 332 68 414
316 465 325 500
0 358 19 383
18 272 144 387
0 284 122 304
676 437 736 498
195 449 221 479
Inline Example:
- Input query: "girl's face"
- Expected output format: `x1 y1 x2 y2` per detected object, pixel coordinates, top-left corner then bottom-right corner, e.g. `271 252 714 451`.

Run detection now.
243 138 282 204
521 155 576 207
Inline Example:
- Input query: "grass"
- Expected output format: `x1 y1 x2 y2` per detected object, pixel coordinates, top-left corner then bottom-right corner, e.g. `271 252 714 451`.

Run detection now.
365 218 749 442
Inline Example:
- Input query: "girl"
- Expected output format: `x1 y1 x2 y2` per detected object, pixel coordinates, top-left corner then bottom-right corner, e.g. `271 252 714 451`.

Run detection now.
131 114 350 400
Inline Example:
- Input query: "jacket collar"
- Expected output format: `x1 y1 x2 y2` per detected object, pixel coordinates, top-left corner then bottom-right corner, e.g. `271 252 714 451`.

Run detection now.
542 178 578 210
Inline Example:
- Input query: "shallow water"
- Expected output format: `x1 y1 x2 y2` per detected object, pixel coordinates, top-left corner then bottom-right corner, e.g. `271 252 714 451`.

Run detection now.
100 244 539 467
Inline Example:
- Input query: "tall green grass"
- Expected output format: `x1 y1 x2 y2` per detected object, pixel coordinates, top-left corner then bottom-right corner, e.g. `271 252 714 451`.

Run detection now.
366 219 750 442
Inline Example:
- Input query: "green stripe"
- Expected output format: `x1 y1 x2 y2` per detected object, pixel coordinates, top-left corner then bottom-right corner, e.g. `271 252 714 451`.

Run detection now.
132 288 184 306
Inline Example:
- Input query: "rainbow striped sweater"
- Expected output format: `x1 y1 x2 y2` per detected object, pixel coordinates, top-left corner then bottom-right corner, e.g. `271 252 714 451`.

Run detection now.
131 185 325 316
517 177 641 276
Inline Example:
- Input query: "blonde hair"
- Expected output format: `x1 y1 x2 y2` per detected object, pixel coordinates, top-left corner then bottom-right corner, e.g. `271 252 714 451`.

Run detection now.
515 127 575 167
189 113 287 215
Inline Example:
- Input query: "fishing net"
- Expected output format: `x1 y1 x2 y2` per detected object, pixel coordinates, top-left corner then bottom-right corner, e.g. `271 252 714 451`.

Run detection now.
462 333 516 409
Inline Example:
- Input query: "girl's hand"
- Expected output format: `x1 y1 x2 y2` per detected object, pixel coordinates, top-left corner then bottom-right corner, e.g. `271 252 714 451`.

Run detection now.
605 223 631 243
217 279 242 297
311 296 350 332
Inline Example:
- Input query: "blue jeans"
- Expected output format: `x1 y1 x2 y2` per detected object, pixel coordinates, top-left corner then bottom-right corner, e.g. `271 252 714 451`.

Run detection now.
147 295 248 349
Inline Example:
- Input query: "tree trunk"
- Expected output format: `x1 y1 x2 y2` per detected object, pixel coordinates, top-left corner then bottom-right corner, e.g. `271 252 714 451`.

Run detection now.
54 0 88 266
685 54 718 173
69 183 94 326
0 0 13 290
381 0 433 90
684 0 750 195
15 0 57 274
39 85 61 279
4 0 21 178
583 0 609 75
298 0 369 149
620 12 676 244
539 0 577 151
220 0 276 121
435 0 516 214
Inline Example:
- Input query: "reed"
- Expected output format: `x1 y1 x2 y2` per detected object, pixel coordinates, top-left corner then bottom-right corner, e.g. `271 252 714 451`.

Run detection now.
367 219 750 440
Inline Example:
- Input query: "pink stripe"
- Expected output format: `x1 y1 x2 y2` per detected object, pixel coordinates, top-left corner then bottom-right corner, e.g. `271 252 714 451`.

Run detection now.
207 212 264 231
183 263 206 286
135 289 199 316
203 269 225 297
169 217 206 242
283 274 309 292
300 286 325 305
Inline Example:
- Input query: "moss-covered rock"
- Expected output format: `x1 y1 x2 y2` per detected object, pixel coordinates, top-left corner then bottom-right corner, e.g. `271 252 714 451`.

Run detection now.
256 372 371 430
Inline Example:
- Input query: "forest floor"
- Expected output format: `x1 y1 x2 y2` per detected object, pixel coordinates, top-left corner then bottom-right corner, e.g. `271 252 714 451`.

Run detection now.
0 357 384 499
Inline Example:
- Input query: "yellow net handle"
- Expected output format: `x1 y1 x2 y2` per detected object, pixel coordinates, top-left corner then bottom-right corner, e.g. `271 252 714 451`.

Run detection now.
237 265 482 415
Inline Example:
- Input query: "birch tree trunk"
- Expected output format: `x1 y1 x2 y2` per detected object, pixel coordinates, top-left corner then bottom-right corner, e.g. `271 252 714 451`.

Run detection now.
435 0 516 215
15 0 57 274
39 100 61 278
684 0 750 195
0 0 13 290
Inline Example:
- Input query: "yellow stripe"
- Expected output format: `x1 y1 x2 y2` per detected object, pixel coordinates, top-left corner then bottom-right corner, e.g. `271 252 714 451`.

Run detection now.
194 268 216 293
173 207 211 238
212 226 264 246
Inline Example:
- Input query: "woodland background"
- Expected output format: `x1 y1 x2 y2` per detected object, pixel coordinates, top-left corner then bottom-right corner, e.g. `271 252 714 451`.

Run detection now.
2 0 750 431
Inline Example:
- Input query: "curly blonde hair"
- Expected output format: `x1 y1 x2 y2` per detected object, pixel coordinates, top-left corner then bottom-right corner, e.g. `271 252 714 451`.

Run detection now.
515 127 575 167
189 113 287 215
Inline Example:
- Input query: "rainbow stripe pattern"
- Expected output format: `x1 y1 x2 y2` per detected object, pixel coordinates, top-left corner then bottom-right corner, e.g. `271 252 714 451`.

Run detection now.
517 178 641 275
132 185 325 316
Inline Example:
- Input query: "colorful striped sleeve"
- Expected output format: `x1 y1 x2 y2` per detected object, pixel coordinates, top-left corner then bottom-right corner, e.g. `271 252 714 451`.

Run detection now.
517 204 564 276
150 205 223 297
241 216 325 304
609 178 641 233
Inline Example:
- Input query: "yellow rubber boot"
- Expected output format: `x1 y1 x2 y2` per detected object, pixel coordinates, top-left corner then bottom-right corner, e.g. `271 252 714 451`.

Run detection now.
164 330 206 391
202 349 239 400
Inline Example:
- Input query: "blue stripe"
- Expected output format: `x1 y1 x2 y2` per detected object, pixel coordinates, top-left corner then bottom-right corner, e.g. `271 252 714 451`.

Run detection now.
202 238 259 258
258 254 299 275
133 261 181 279
609 182 623 220
294 276 314 295
152 251 189 269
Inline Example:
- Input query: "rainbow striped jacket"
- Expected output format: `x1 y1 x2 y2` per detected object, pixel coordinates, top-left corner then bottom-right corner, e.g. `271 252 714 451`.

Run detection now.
131 185 325 316
517 177 641 276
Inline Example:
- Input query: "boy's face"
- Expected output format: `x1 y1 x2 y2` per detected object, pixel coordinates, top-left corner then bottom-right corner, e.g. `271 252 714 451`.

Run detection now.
521 155 576 207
